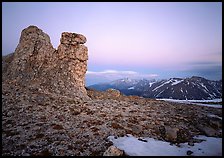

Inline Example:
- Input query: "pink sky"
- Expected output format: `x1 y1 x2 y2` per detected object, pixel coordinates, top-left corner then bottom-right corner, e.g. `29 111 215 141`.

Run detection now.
2 2 222 85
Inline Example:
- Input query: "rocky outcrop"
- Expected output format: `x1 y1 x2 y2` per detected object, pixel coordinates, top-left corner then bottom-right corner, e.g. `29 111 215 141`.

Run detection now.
4 26 55 81
56 32 88 97
86 88 123 100
3 25 89 99
106 89 121 98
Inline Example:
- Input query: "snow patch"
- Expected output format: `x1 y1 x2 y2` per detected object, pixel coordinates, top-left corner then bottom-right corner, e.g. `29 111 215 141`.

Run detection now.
156 90 164 97
207 114 222 120
180 88 183 93
152 80 172 91
200 83 209 92
149 81 156 87
108 134 222 156
128 86 135 90
171 79 184 86
187 98 222 103
157 98 222 108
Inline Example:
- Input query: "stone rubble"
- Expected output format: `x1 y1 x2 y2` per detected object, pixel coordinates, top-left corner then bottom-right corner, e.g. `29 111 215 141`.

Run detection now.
2 26 222 156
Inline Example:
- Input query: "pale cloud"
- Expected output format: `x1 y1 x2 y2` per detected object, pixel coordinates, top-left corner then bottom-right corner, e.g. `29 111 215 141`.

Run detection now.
87 70 138 75
86 70 158 78
86 70 159 85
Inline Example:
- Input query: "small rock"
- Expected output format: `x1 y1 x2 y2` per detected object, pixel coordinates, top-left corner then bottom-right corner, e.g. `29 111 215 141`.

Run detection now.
36 149 52 156
165 126 179 142
138 138 147 142
186 150 193 155
197 125 218 137
188 142 194 146
131 124 142 134
103 146 124 156
209 119 222 129
52 124 64 130
111 122 123 129
192 138 205 143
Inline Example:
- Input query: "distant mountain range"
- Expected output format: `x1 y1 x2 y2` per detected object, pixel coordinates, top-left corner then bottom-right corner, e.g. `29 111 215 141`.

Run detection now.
88 76 222 100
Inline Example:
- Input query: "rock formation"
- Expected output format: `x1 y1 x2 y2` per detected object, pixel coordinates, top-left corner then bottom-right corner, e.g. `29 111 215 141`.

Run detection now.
3 25 89 99
2 26 222 156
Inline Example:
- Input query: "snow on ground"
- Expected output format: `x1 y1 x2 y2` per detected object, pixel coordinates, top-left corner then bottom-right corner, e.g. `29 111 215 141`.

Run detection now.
149 81 156 87
207 114 222 120
152 80 172 91
108 134 222 156
189 103 222 108
156 90 164 97
128 86 135 90
171 79 184 86
157 98 222 108
186 98 222 103
200 83 209 92
180 88 183 93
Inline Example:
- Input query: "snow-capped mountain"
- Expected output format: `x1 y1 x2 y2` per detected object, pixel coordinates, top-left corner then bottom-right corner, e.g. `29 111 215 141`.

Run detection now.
88 76 222 100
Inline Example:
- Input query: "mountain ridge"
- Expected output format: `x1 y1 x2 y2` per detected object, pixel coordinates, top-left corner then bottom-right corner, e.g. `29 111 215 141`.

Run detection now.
88 76 222 100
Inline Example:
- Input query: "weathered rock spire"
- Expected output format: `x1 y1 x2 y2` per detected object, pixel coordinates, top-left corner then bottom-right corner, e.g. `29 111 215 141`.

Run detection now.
3 25 89 99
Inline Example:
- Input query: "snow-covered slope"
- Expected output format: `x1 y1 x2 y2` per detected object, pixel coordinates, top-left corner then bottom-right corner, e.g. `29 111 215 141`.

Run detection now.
88 76 222 100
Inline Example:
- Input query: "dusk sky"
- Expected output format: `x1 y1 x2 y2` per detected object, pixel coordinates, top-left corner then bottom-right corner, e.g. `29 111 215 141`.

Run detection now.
2 2 222 85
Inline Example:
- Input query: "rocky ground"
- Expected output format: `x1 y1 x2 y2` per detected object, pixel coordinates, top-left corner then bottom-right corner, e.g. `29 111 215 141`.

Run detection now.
2 85 222 156
2 25 222 156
